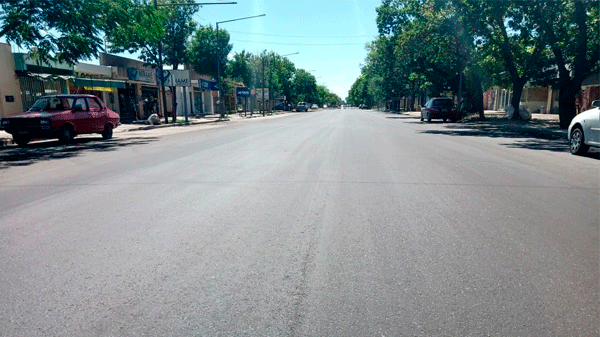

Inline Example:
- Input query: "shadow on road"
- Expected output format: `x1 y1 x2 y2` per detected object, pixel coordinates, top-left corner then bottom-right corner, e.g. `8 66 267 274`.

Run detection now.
0 136 158 169
385 112 420 120
415 118 600 159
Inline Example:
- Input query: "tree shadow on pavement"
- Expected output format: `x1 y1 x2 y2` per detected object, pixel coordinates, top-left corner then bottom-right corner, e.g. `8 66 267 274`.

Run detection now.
0 136 158 169
415 118 600 158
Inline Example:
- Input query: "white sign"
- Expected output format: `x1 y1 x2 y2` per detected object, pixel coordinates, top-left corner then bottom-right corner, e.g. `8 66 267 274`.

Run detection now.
256 88 270 100
163 70 191 87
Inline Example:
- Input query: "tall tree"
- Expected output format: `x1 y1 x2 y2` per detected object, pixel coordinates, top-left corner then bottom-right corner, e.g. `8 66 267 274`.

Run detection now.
0 0 124 64
226 50 253 86
527 0 599 128
163 0 197 123
187 25 231 80
106 0 197 123
458 0 552 119
291 69 317 103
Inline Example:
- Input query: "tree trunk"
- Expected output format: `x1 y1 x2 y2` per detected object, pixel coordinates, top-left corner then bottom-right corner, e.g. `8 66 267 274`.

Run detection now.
472 72 485 120
171 86 177 123
510 78 526 120
558 78 579 129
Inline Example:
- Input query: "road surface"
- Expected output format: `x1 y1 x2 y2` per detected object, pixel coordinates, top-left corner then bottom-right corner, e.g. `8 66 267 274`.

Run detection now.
1 108 598 336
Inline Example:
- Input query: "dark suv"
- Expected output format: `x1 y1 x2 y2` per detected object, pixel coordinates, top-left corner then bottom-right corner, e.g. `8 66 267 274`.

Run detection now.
421 98 459 122
1 94 120 146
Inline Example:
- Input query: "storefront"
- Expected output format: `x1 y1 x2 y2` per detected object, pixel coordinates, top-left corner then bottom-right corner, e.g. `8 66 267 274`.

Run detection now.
13 52 73 111
99 53 164 122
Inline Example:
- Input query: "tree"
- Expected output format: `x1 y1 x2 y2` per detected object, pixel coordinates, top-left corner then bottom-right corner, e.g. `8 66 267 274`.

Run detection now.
0 0 123 64
106 0 197 123
187 25 231 80
226 50 253 86
163 0 197 123
291 69 317 103
456 0 552 120
527 0 599 128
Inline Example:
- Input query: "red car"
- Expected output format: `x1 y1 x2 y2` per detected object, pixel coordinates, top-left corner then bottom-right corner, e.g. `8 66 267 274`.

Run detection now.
1 94 120 146
420 97 459 122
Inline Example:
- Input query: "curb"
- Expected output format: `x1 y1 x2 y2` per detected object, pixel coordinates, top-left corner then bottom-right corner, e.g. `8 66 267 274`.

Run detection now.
121 118 226 132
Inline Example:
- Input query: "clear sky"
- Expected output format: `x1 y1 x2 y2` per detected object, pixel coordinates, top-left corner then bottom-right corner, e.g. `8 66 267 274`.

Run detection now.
195 0 380 100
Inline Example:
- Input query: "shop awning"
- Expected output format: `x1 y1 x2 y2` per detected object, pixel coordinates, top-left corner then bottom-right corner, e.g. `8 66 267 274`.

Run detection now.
75 78 126 89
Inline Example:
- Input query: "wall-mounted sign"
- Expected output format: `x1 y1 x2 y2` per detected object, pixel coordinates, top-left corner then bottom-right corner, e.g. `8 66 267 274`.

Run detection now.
127 67 156 84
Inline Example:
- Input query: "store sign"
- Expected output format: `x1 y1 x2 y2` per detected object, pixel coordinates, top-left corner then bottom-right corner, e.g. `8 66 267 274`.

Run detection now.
127 67 156 83
236 87 251 97
162 70 191 87
200 79 219 91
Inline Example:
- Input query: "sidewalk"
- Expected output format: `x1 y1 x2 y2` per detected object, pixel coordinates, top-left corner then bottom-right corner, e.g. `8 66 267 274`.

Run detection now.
0 112 286 147
397 109 566 140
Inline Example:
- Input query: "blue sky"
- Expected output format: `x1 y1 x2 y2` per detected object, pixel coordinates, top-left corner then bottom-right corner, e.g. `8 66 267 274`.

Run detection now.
195 0 380 99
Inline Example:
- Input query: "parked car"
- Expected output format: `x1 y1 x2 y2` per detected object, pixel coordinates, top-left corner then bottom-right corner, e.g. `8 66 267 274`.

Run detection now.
273 102 291 111
420 97 459 122
296 102 308 112
568 107 599 155
311 104 319 109
0 94 120 146
359 104 370 109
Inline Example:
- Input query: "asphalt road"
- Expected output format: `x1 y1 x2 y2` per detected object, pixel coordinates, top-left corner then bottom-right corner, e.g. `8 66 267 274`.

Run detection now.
0 108 598 336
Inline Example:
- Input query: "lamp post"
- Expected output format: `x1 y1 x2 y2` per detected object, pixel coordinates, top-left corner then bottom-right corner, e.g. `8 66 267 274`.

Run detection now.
216 14 266 119
151 1 236 124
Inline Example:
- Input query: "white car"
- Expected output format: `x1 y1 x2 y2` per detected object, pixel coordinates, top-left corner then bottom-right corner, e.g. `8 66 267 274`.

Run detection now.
568 107 600 154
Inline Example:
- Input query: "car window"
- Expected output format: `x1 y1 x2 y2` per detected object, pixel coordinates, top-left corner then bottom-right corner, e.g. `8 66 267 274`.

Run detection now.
432 99 454 107
29 98 49 111
73 98 88 111
87 97 102 112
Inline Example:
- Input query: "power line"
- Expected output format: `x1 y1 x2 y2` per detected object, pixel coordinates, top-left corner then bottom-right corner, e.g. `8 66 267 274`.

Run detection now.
227 30 374 39
230 39 368 46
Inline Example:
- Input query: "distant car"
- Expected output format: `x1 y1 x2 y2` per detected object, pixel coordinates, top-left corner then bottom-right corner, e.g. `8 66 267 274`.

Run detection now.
273 102 291 111
296 102 308 112
0 94 120 146
359 104 370 109
323 104 328 109
421 97 459 122
311 104 319 109
568 107 599 155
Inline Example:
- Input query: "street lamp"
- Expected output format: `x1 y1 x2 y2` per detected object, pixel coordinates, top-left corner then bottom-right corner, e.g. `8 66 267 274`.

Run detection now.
216 14 266 119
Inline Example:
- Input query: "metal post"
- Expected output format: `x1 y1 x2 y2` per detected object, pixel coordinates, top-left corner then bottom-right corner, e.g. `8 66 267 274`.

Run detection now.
154 0 169 124
183 86 189 124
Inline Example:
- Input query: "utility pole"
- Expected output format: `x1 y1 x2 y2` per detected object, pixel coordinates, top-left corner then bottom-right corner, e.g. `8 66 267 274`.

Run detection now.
262 52 266 116
216 14 266 119
153 0 169 124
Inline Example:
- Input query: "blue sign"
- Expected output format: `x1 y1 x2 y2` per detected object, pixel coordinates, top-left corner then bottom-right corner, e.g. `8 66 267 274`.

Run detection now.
200 79 219 91
236 87 251 97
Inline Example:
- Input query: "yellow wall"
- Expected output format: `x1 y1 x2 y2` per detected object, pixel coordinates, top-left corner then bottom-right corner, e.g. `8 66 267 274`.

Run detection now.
0 43 23 118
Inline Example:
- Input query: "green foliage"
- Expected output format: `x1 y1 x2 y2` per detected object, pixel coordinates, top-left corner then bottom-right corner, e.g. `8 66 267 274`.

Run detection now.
0 0 121 64
163 0 197 70
291 69 317 103
226 50 252 86
187 25 231 79
105 1 167 66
